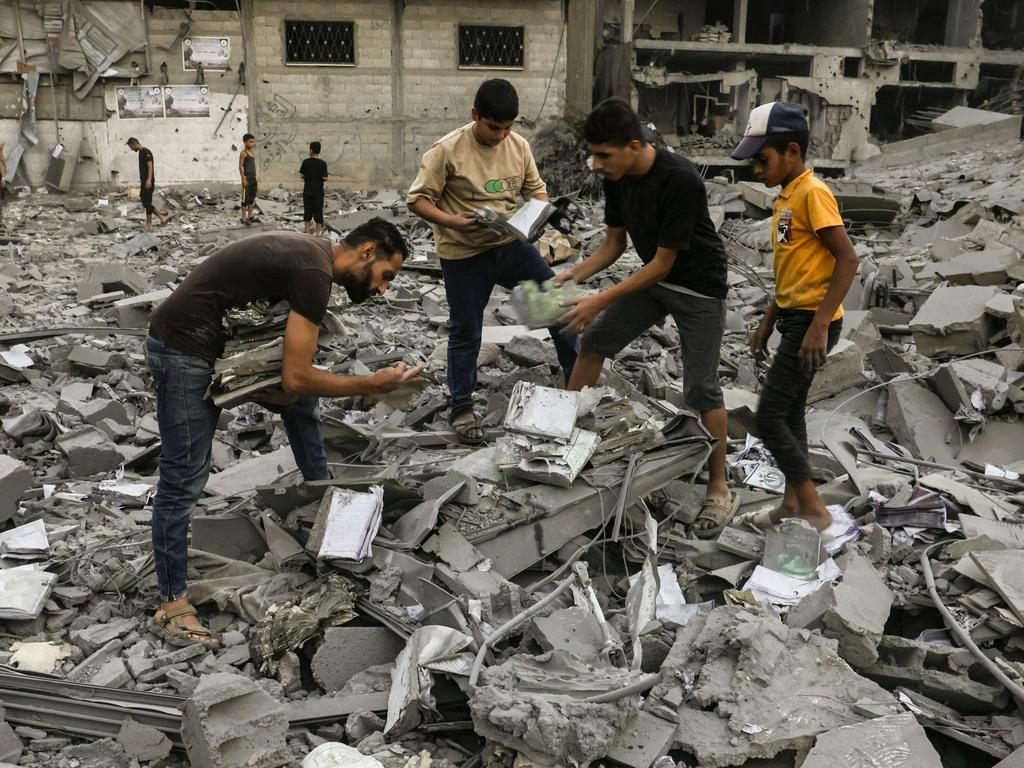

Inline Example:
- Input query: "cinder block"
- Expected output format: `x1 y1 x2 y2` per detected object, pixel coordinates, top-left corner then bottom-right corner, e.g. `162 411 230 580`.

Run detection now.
57 427 123 476
182 672 290 768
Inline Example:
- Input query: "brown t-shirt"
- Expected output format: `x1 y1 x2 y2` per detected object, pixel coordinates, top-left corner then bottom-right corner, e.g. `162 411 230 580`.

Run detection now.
149 232 333 361
406 123 547 260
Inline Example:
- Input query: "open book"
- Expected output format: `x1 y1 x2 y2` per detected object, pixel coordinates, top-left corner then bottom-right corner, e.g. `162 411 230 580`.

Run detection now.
476 198 556 242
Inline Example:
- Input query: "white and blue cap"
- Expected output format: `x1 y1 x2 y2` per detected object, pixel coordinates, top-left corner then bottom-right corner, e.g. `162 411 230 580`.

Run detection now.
731 101 809 159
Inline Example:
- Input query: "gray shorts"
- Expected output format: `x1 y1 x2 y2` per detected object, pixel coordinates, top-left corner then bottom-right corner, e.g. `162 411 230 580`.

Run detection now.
582 284 725 412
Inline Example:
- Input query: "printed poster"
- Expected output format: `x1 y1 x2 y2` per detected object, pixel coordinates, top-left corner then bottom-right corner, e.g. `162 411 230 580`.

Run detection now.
183 37 230 71
116 86 165 119
162 85 210 118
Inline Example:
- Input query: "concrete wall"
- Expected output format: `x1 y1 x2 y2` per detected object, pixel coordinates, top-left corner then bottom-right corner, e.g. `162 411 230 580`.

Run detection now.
0 7 247 189
0 1 565 191
246 0 566 188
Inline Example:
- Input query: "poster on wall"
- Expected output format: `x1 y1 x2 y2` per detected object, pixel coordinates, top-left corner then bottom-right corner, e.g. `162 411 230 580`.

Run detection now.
163 85 210 118
182 37 230 71
116 86 165 119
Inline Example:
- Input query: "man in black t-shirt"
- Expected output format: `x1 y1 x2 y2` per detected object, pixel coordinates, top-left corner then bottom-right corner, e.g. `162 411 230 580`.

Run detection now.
299 141 329 236
126 137 171 228
556 98 737 538
145 219 423 650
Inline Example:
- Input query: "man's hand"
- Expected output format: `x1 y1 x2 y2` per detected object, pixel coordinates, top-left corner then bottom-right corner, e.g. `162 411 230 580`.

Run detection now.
445 212 479 232
551 266 578 286
748 315 774 358
799 323 829 374
370 362 427 393
241 177 248 188
559 293 606 334
249 387 299 406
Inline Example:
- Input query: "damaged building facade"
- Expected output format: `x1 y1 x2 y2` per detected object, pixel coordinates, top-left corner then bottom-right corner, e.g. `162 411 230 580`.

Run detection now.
597 0 1024 167
0 0 570 189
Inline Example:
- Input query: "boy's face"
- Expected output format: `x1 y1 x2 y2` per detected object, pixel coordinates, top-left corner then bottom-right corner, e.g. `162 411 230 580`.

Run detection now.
586 140 641 182
751 143 801 187
244 137 256 151
471 108 514 146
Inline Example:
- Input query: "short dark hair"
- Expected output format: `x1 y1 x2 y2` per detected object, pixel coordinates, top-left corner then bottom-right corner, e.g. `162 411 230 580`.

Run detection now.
583 99 645 147
761 132 809 159
310 141 321 154
242 133 255 141
345 217 409 262
126 137 140 147
474 79 518 122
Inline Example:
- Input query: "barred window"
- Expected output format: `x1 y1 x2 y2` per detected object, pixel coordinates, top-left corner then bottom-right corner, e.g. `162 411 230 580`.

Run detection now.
458 25 525 69
285 21 355 66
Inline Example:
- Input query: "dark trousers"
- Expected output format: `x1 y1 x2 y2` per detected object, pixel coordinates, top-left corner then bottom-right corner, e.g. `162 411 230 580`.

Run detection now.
755 310 842 484
440 239 578 412
144 336 329 601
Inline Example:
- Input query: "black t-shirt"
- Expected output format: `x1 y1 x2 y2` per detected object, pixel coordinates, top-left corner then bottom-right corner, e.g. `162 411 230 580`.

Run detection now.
604 148 727 299
138 148 154 185
149 232 334 361
300 157 328 196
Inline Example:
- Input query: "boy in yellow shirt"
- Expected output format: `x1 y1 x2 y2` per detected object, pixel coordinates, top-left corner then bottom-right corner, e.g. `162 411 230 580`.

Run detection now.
731 102 859 533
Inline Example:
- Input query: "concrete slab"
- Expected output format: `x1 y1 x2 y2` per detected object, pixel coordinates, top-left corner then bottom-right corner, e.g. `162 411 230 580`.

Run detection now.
604 711 677 768
312 627 405 693
801 713 942 768
885 380 962 465
117 717 172 762
204 446 298 498
0 455 32 524
910 285 998 358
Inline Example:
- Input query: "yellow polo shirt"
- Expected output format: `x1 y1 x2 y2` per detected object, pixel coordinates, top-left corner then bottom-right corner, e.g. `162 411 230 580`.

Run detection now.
771 169 846 320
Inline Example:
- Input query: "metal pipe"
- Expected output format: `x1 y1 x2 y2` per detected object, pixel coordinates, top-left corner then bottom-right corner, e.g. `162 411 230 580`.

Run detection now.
582 672 662 703
855 449 1024 491
468 573 576 690
919 548 1024 709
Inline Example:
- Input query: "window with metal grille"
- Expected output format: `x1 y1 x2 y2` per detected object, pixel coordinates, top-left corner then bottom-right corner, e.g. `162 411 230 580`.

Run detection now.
458 25 524 69
284 20 355 66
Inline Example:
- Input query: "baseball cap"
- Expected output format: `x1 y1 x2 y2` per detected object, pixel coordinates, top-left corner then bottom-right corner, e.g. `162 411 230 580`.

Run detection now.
730 102 809 159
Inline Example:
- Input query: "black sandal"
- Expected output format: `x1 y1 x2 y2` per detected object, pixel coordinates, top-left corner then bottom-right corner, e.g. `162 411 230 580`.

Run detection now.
450 408 485 445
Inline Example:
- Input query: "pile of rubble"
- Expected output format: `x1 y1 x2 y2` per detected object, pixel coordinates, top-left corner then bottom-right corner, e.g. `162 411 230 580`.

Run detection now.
0 131 1022 768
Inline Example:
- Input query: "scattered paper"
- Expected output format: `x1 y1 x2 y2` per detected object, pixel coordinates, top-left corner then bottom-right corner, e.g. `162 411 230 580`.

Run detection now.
0 344 34 369
0 520 49 560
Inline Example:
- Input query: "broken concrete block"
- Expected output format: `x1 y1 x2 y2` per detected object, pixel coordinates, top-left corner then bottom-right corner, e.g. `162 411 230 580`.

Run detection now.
70 619 134 655
0 455 32 524
808 338 867 402
986 291 1016 319
660 607 896 766
604 710 678 768
114 288 172 328
90 658 131 688
57 427 123 476
787 552 893 668
885 380 962 465
182 672 290 768
152 264 179 287
116 717 172 762
312 626 405 692
910 285 998 357
58 397 130 427
531 606 610 660
422 471 478 505
858 634 1007 712
67 346 122 375
67 639 125 682
204 446 298 498
801 713 942 768
0 722 22 763
503 334 557 368
76 263 148 301
951 358 1009 413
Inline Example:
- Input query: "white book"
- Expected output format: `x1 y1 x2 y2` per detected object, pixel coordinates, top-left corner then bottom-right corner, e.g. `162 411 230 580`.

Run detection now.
476 198 556 241
307 486 384 562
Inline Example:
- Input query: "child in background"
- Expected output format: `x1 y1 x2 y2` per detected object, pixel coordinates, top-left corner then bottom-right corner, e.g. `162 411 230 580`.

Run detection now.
239 133 257 225
731 102 859 535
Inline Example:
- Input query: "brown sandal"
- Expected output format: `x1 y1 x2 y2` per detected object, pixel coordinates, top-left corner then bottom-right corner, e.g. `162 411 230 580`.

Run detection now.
450 409 485 445
150 604 221 650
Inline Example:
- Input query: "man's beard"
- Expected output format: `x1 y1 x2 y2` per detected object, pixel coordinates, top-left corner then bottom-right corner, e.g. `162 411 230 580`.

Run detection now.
340 263 373 303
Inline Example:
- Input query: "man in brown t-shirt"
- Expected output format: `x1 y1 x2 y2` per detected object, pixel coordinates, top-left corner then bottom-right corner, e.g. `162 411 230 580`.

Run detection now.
145 219 423 649
407 79 577 444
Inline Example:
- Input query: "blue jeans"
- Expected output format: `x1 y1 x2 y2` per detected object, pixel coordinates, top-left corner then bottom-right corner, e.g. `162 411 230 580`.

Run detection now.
440 240 578 411
144 336 329 601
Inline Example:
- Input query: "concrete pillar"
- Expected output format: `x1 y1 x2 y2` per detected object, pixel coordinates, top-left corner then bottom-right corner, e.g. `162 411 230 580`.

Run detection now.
566 0 598 117
733 0 748 43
